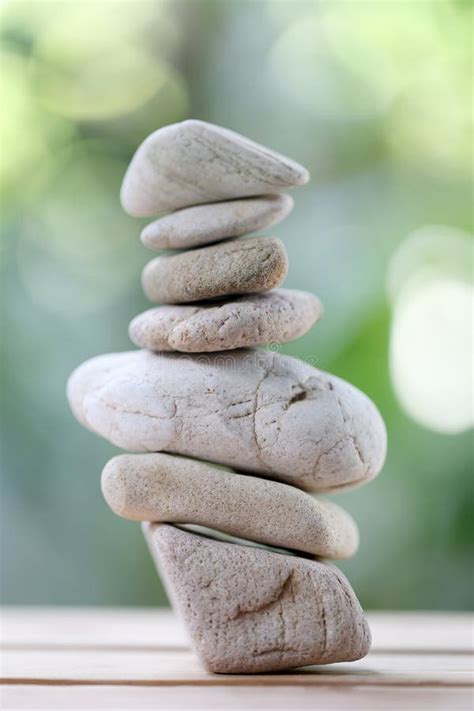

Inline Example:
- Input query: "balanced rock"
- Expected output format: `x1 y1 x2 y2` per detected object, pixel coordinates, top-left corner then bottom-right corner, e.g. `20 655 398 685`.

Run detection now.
67 348 387 492
121 120 309 216
66 119 386 676
144 524 371 673
129 289 322 352
141 194 294 250
142 237 288 304
102 453 359 559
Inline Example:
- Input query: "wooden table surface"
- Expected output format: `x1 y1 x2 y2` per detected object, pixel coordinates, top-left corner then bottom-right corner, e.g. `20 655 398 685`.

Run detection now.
0 607 472 710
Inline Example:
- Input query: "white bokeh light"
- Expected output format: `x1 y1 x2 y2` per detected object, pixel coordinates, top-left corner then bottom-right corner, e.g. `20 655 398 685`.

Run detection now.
389 228 473 434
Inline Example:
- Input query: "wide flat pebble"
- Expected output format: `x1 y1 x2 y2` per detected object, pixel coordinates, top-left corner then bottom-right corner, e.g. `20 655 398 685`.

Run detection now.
120 119 309 216
129 289 322 352
67 349 387 492
141 194 294 250
142 237 288 304
102 453 359 559
144 523 371 673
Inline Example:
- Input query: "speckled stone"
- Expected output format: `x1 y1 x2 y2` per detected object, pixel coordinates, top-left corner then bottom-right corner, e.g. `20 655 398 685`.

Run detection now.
102 452 359 559
67 349 387 492
144 523 371 673
140 194 294 250
120 120 309 216
141 237 288 304
129 289 321 352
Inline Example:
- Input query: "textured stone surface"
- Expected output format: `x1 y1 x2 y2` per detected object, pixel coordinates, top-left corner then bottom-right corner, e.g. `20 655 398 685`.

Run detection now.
140 194 294 250
120 120 309 216
129 289 322 352
102 453 359 559
67 349 387 492
142 237 288 304
144 524 371 673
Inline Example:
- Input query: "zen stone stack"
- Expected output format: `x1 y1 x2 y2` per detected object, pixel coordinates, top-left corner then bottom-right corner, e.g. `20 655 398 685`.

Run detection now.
67 120 387 674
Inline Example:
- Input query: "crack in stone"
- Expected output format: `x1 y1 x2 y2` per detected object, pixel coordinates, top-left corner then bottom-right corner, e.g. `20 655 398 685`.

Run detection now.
336 396 365 468
252 368 273 462
288 389 308 405
96 397 171 421
311 436 340 478
320 594 328 657
228 569 294 621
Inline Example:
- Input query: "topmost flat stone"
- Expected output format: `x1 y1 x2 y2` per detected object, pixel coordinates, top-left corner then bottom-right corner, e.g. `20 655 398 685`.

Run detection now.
120 120 310 217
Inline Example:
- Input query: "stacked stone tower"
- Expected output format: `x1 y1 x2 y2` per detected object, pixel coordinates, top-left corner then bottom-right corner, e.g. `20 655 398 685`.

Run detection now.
68 120 386 674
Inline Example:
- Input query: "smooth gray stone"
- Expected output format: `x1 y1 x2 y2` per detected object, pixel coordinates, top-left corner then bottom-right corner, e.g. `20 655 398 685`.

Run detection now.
128 289 322 352
144 523 371 673
102 452 359 559
67 349 387 492
141 194 294 250
120 120 309 216
141 237 288 304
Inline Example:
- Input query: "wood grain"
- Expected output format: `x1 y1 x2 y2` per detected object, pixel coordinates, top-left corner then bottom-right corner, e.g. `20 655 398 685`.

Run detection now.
2 684 473 710
1 608 472 710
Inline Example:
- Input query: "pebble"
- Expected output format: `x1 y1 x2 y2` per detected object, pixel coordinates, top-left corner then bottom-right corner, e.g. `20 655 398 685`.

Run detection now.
120 119 309 216
102 452 359 559
141 237 288 304
67 348 387 492
140 194 294 250
144 523 371 673
129 289 322 352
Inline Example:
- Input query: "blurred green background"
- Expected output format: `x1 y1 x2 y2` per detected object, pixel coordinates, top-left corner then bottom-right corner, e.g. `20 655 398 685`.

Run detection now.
1 0 472 610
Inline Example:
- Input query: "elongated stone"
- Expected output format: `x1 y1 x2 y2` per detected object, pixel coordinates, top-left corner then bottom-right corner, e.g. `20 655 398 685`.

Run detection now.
141 194 294 250
144 524 371 673
129 289 321 352
121 120 309 216
142 237 288 304
67 349 387 492
102 453 359 559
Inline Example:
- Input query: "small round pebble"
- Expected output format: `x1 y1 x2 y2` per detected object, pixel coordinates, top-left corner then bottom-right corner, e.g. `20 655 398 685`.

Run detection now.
141 237 288 304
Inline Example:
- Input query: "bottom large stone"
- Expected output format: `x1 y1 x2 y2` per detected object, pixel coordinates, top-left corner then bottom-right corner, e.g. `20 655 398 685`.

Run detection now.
144 523 370 674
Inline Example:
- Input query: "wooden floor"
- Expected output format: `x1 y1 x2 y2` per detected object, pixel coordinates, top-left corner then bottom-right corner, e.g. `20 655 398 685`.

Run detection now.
1 607 472 709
